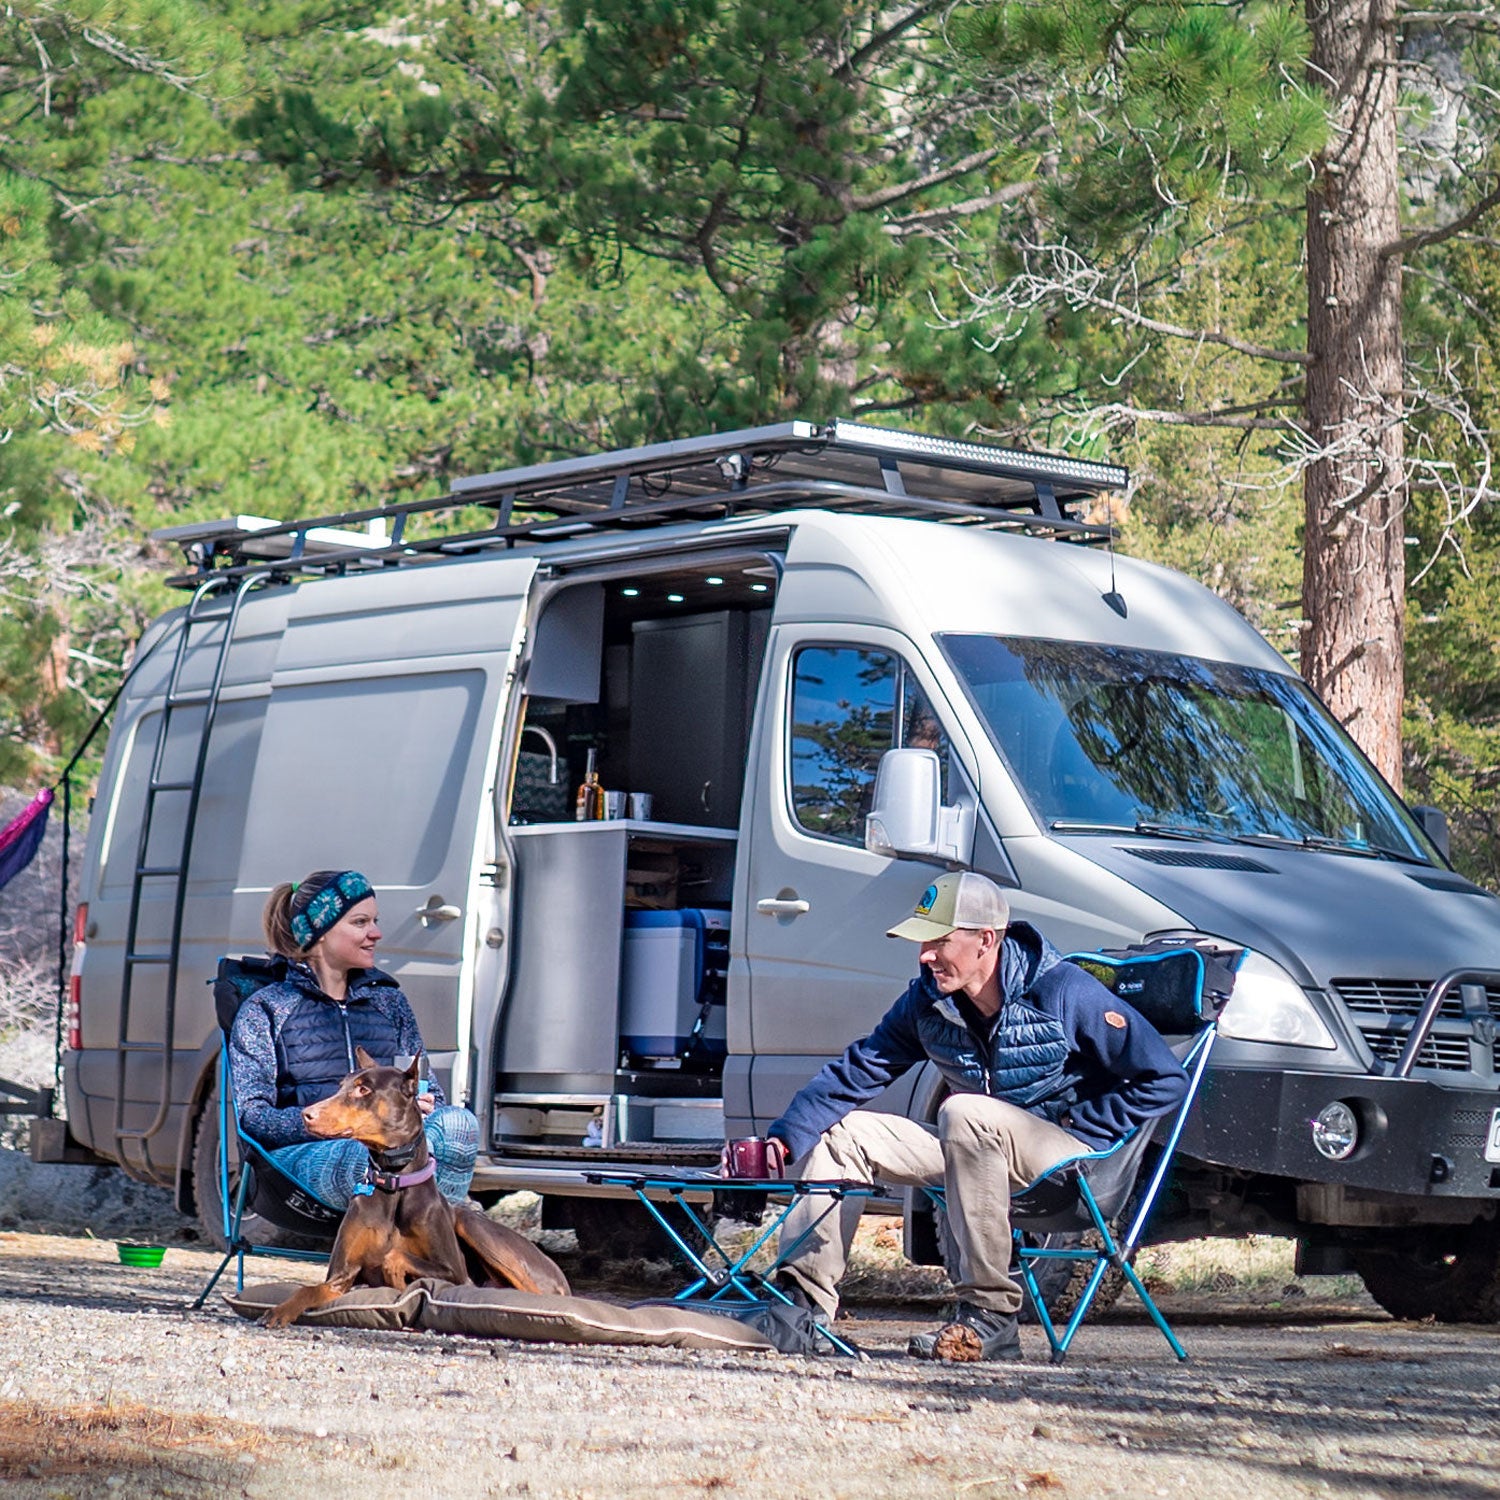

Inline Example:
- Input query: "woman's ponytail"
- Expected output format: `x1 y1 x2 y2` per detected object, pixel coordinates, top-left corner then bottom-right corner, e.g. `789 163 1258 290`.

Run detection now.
263 883 300 958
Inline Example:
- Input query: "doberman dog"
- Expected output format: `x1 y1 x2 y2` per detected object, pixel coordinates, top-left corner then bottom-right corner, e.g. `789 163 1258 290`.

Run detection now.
263 1049 569 1328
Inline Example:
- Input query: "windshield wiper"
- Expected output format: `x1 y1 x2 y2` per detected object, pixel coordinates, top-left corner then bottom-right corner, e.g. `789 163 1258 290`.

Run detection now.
1051 820 1228 843
1232 831 1429 864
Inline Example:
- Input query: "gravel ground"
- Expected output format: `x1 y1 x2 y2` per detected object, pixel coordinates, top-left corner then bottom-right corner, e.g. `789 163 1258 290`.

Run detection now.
4 1228 1499 1500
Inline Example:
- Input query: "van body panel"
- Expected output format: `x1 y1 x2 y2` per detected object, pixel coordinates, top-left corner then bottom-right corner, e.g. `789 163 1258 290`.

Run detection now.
68 555 536 1167
742 620 962 1054
858 516 1292 669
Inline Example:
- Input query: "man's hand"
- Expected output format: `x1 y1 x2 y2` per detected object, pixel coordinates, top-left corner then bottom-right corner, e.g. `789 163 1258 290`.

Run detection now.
416 1091 436 1117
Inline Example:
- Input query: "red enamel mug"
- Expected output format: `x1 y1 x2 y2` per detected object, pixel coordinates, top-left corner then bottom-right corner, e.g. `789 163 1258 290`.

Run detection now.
724 1136 783 1180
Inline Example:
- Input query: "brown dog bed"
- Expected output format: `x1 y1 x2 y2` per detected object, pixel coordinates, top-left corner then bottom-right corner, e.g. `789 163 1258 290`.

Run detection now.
224 1279 776 1352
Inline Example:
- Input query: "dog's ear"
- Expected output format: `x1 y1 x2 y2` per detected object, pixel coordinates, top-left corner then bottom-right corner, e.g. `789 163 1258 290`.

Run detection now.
403 1053 423 1089
354 1045 379 1070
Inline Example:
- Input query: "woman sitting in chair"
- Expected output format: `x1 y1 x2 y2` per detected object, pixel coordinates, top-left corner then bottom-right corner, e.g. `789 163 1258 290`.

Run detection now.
229 869 479 1207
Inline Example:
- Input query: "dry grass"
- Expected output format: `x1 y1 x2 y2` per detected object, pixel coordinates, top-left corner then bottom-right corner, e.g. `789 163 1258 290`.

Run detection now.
492 1194 1368 1308
0 1397 267 1483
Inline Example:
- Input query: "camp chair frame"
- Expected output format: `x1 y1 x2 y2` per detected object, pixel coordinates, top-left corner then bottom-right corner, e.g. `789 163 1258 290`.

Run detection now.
1013 1019 1217 1362
926 942 1230 1363
191 959 344 1309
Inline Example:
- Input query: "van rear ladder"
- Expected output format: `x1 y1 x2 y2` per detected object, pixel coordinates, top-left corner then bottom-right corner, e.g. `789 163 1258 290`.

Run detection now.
111 575 260 1179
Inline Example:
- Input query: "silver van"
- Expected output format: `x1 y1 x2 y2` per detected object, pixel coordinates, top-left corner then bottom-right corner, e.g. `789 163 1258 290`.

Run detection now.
41 420 1500 1320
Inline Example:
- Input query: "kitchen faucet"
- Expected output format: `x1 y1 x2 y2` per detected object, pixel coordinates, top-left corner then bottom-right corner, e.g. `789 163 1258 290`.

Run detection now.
520 724 560 783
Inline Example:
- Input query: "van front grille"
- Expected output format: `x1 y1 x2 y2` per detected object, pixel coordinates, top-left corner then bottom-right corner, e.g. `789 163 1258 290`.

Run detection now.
1334 977 1457 1019
1360 1028 1474 1071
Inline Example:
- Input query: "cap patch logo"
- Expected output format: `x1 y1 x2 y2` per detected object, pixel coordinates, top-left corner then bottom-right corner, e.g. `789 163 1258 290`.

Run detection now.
1104 1010 1128 1030
916 885 938 915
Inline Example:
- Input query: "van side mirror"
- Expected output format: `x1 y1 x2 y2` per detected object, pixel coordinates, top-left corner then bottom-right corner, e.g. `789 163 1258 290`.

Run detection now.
1411 804 1452 862
865 748 970 863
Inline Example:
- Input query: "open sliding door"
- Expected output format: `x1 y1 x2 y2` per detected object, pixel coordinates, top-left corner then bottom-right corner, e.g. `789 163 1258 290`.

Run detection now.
236 556 538 1104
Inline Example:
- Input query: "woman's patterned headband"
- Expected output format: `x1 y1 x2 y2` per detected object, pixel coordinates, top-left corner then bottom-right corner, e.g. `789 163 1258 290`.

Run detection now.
290 870 374 950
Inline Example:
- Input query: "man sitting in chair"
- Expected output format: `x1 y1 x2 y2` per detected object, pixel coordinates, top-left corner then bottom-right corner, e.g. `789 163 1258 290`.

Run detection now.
763 872 1188 1363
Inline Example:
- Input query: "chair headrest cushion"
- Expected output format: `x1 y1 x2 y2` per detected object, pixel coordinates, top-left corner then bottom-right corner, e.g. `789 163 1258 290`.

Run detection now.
1067 942 1239 1032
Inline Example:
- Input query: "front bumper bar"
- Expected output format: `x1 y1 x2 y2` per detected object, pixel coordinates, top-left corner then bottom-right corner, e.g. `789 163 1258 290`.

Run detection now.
1182 1064 1500 1199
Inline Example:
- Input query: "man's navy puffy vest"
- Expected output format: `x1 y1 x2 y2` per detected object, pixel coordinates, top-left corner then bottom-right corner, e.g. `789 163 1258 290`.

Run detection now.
273 976 404 1110
915 993 1073 1113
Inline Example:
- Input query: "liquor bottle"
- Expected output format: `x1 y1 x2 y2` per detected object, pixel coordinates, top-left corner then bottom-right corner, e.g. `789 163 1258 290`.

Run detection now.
574 747 606 821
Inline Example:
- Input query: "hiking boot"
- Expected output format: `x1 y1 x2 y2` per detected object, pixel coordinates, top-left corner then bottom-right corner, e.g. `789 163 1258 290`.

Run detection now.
908 1302 1022 1362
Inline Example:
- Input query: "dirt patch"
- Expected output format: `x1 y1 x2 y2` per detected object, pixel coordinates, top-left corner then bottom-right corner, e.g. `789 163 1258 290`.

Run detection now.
3 1227 1498 1500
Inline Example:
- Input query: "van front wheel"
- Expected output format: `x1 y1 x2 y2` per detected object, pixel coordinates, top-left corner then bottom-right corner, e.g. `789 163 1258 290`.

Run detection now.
935 1204 1126 1323
1351 1219 1500 1323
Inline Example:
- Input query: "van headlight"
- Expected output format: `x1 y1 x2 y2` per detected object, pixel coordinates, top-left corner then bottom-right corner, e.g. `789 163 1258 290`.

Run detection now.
1219 949 1338 1049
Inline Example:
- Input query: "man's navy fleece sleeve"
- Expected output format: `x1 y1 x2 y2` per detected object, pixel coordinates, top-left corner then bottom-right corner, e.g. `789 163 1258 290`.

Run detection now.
768 983 927 1162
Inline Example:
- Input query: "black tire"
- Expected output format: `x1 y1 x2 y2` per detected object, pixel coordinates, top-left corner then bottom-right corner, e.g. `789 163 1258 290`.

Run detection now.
935 1203 1127 1325
190 1083 318 1253
1015 1228 1127 1324
1352 1219 1500 1323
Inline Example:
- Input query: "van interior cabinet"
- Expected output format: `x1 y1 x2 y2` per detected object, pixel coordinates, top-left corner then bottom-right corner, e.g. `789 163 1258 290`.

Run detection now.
494 820 735 1105
628 610 765 827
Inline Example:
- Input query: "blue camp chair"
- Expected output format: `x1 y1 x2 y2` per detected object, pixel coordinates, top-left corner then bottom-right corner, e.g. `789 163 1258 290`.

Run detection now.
930 942 1233 1363
191 956 342 1309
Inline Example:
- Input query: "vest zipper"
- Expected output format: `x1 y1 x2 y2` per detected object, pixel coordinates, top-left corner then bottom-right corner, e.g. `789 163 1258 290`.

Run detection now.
338 1001 354 1072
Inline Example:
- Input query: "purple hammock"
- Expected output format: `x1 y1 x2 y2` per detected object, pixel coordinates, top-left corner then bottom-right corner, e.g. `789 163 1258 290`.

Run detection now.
0 787 52 894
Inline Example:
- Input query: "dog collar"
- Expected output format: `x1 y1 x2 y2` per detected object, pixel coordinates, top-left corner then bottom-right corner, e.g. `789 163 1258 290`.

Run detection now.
356 1157 437 1195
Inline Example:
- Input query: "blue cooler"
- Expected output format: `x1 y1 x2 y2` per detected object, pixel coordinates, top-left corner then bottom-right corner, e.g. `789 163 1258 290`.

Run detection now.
621 909 729 1061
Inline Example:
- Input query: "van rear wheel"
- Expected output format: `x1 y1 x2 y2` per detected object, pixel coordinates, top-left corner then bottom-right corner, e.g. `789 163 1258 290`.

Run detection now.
1015 1228 1127 1324
1351 1220 1500 1323
190 1085 319 1253
559 1196 716 1268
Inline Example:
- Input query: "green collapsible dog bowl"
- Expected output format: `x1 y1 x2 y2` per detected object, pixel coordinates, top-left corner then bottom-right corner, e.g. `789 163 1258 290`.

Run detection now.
117 1243 166 1267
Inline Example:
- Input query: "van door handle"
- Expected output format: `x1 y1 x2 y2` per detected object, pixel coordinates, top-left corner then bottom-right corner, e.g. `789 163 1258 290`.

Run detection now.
417 898 463 926
756 896 810 918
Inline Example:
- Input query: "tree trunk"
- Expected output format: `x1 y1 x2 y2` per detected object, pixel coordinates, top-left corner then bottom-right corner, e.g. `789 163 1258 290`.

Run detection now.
1302 0 1407 787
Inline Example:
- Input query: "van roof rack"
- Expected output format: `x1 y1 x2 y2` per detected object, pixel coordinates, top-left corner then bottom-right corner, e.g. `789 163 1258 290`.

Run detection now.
153 418 1127 588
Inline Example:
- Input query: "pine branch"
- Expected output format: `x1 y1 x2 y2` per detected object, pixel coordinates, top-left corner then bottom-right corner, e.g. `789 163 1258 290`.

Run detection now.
1385 178 1500 257
1094 404 1301 431
836 2 947 82
1060 287 1312 365
885 179 1039 230
851 146 1007 214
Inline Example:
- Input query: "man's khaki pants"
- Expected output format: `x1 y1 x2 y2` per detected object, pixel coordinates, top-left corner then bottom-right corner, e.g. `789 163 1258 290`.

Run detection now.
777 1096 1084 1321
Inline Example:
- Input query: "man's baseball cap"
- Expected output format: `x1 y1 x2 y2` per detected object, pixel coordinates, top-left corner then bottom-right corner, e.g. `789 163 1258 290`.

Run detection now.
887 872 1011 942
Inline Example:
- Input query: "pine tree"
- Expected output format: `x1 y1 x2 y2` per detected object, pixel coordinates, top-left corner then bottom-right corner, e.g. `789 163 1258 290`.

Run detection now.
950 0 1500 788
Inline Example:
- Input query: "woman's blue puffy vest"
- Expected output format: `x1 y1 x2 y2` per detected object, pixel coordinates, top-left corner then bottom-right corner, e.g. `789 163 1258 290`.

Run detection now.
273 975 405 1110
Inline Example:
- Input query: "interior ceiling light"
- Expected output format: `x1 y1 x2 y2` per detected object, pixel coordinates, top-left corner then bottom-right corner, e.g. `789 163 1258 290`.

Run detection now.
750 583 769 593
705 576 724 585
621 587 640 597
668 593 685 603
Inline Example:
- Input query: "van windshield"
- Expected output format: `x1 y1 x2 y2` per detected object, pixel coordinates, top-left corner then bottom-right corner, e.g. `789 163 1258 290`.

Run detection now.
939 635 1432 862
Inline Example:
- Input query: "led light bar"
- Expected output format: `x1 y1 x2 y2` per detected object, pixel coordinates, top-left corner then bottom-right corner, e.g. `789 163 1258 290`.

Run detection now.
828 419 1128 490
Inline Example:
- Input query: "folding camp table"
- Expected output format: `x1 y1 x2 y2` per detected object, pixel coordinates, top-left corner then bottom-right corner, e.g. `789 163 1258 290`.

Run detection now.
582 1168 876 1356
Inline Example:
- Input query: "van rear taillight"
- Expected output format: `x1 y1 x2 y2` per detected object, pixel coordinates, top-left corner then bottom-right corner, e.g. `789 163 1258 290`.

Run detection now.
67 903 87 1051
